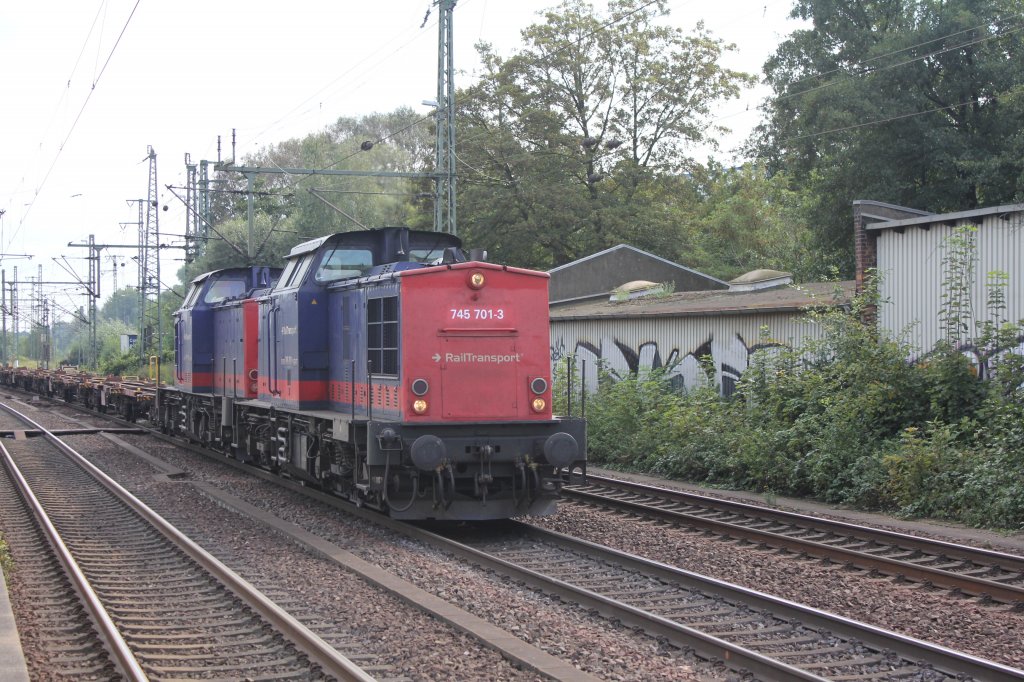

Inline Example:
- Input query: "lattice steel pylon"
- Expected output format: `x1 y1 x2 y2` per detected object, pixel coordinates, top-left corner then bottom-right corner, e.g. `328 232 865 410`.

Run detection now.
87 234 100 368
139 146 162 362
184 153 200 264
199 159 212 245
434 0 457 235
33 264 42 364
40 296 50 369
33 264 47 367
10 266 17 366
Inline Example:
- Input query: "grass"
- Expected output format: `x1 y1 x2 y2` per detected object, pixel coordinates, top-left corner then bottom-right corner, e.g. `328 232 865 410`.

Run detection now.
0 535 12 583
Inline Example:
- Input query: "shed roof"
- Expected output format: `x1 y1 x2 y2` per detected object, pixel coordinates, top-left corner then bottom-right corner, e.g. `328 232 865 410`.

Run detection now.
865 203 1024 232
548 243 728 304
550 281 855 321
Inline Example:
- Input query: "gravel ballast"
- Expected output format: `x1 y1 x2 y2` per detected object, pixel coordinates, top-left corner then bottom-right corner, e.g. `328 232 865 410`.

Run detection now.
5 401 1021 678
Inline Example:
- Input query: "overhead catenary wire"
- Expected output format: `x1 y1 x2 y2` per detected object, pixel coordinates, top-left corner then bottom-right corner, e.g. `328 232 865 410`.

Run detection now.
16 0 451 275
4 1 112 230
780 83 1024 144
258 0 670 199
8 0 143 253
779 21 1024 102
16 0 667 274
708 17 1024 139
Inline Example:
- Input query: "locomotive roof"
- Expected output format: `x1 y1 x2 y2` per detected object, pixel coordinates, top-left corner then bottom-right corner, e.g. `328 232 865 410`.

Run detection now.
189 265 280 284
285 227 461 259
189 267 253 284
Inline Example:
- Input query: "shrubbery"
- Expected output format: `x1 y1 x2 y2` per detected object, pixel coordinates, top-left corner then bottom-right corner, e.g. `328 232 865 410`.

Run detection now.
578 284 1024 530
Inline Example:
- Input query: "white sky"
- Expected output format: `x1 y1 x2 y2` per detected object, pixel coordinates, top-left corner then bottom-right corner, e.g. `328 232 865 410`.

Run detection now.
0 0 803 318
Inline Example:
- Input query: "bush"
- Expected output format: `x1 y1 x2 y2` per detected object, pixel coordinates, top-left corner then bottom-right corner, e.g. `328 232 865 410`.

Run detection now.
920 343 987 423
580 277 1024 530
956 393 1024 528
586 366 684 469
649 384 737 482
99 350 146 377
881 421 972 518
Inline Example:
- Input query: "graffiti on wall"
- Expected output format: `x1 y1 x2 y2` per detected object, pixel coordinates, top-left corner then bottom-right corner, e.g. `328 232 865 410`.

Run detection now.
550 333 788 396
552 333 1024 396
921 336 1024 380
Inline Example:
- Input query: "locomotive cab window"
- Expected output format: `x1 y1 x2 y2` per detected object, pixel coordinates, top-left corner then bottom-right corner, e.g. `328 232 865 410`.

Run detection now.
367 296 399 376
276 259 297 288
182 283 202 308
276 255 313 289
203 278 246 304
409 247 448 264
316 247 374 283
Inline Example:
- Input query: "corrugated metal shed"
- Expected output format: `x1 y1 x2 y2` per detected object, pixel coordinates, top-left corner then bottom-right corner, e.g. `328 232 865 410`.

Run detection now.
869 204 1024 354
550 281 854 395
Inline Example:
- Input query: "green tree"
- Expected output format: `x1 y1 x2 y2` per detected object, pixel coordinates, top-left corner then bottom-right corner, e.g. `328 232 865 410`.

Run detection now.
753 0 1024 274
456 0 753 268
183 107 433 281
99 287 140 327
685 163 822 281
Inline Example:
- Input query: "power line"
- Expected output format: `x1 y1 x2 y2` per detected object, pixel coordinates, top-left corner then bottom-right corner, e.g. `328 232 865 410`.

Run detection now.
708 18 1024 133
4 1 111 222
246 0 662 180
781 21 1024 102
291 0 665 184
247 6 449 150
9 0 143 252
781 84 1024 143
783 18 1018 90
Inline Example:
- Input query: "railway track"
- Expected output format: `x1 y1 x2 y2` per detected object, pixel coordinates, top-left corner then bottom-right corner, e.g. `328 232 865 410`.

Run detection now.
9 390 1024 679
564 474 1024 606
0 401 373 681
1 395 608 681
413 520 1024 682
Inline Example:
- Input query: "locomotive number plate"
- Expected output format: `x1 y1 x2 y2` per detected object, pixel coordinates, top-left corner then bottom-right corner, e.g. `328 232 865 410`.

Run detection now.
450 308 505 320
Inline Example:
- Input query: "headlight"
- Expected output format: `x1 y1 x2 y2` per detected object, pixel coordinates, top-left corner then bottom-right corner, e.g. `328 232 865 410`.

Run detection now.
468 271 486 289
531 397 546 412
412 399 428 414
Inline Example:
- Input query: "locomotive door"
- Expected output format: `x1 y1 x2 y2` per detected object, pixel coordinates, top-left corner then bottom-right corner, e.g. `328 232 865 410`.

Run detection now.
266 301 280 395
439 336 519 419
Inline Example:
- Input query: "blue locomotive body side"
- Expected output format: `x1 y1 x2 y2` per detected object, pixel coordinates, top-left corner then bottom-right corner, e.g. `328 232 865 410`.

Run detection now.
176 267 279 398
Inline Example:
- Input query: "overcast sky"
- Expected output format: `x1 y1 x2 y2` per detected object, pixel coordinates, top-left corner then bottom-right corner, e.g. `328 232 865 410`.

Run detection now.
0 0 803 317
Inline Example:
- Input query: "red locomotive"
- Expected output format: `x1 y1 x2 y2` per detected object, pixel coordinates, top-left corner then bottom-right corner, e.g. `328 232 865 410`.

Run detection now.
0 228 586 519
157 227 587 520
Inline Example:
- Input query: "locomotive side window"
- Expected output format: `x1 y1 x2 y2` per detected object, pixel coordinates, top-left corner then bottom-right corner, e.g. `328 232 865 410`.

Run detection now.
203 278 246 304
182 283 202 308
282 256 313 289
367 296 399 376
316 247 374 283
276 259 298 288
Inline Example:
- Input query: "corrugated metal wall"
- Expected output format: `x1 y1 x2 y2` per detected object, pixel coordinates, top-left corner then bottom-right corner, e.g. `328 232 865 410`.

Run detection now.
877 211 1024 354
550 312 829 395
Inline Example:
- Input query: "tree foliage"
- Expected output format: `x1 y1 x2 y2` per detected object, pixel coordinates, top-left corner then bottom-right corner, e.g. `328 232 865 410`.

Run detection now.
753 0 1024 274
177 107 433 284
681 163 823 280
456 0 754 268
167 2 815 287
99 287 140 327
